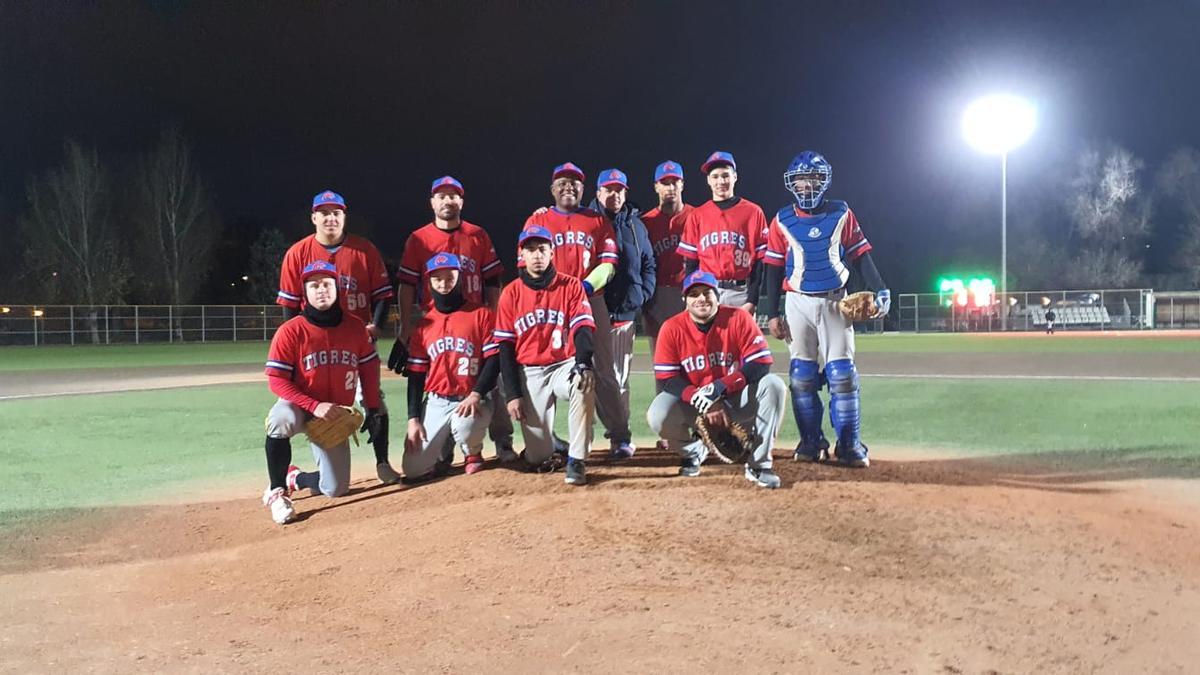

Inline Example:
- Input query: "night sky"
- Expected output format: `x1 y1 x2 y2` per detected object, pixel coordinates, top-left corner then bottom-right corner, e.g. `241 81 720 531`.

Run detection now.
4 1 1198 296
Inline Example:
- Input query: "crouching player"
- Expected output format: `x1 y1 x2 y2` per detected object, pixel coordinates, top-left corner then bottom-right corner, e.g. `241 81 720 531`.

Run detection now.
261 261 382 525
647 271 787 489
495 225 597 486
402 253 500 482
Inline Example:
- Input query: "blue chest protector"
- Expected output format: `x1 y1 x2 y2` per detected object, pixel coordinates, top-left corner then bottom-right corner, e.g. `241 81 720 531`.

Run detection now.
776 200 851 293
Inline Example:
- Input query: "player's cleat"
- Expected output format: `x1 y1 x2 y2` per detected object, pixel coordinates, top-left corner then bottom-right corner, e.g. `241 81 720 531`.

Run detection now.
678 442 708 477
564 458 587 486
496 443 520 464
552 435 569 458
833 443 870 468
656 439 668 451
464 454 485 475
520 450 565 474
609 442 636 461
376 462 402 484
263 487 296 525
744 465 782 489
793 437 830 463
285 465 301 493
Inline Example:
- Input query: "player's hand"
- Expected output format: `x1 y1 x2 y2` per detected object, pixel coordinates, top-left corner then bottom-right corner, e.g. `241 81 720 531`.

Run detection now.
569 362 595 395
455 392 484 418
506 398 527 422
314 402 346 421
767 317 791 342
740 302 756 315
874 289 891 317
387 340 409 376
531 206 550 216
689 381 726 414
704 404 730 428
365 323 380 341
361 408 383 443
405 418 427 453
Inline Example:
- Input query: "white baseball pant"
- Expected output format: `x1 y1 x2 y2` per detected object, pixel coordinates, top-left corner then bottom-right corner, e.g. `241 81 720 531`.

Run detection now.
518 358 594 464
265 399 352 498
784 289 855 364
646 374 787 470
403 393 493 478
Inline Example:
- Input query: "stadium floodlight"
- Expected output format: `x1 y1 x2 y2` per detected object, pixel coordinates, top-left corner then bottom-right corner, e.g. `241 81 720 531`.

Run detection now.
963 94 1036 331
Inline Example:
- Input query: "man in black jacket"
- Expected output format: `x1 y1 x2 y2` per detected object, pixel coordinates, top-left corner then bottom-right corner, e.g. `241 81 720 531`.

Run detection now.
590 168 656 460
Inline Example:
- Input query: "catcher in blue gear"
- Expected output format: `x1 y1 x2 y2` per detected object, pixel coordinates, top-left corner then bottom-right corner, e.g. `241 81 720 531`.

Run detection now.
760 151 891 467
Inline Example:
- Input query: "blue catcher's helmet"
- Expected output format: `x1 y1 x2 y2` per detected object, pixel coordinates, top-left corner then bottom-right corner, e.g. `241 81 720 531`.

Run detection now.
784 151 833 210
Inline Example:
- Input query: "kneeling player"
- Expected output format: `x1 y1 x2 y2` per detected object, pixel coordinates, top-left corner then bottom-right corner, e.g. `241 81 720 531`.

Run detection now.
495 225 597 486
262 261 382 525
647 271 786 489
401 253 500 481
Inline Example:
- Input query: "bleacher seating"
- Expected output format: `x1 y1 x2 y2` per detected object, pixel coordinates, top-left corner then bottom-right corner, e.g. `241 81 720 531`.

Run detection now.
1028 305 1111 326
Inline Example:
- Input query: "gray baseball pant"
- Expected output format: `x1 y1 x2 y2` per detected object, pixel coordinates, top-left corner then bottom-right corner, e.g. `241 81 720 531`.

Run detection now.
265 399 352 497
589 294 631 445
717 286 750 309
519 358 594 464
403 393 493 478
646 373 787 470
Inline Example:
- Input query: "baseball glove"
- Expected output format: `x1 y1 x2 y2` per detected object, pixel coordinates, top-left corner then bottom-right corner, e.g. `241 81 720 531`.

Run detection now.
305 406 365 448
839 291 879 321
694 415 758 464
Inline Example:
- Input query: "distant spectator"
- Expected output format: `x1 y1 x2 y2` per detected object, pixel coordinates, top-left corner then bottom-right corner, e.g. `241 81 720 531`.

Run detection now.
1045 308 1056 334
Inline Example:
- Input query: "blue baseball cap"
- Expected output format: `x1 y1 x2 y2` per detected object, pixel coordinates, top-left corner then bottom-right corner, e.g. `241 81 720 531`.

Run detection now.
552 162 586 182
681 270 718 294
597 168 628 190
301 260 338 283
425 252 462 274
655 161 684 182
430 175 464 196
518 225 554 246
312 190 346 211
701 151 737 174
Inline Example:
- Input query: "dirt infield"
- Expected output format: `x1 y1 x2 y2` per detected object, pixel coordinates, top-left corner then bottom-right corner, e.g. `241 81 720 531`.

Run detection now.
3 448 1199 673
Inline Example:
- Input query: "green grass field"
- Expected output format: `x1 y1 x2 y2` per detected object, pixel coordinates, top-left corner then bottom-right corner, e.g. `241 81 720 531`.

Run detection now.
3 333 1199 527
3 331 1199 372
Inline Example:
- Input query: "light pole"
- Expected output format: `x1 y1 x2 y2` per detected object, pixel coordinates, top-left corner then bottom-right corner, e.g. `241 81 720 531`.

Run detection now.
962 94 1036 331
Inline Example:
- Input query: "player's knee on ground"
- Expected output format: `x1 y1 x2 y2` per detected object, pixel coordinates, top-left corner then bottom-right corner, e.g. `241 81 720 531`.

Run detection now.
265 400 306 439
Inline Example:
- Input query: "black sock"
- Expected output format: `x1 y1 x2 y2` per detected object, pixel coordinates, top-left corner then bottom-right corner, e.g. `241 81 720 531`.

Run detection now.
372 415 390 464
296 471 321 491
264 436 292 490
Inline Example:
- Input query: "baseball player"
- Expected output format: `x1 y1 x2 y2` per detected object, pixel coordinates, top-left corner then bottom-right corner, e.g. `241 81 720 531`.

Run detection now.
495 225 597 486
589 168 655 459
262 261 383 525
762 151 891 468
641 160 695 356
647 270 786 488
677 151 769 312
277 190 400 485
392 176 513 461
402 253 500 481
524 162 631 460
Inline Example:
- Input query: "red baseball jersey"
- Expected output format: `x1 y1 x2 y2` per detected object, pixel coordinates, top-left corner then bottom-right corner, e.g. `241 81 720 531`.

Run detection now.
494 272 595 366
265 314 381 410
676 199 769 281
405 304 498 397
642 203 694 288
522 207 618 280
397 221 503 308
277 234 394 324
653 306 773 387
764 203 872 293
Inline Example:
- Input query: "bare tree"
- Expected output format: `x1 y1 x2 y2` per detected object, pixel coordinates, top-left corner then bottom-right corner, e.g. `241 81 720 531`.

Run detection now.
246 228 289 304
22 141 130 342
133 127 219 306
1156 147 1200 286
1062 143 1152 287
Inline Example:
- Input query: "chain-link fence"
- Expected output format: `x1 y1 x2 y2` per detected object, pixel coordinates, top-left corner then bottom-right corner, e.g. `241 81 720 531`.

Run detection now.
0 305 291 346
894 288 1200 332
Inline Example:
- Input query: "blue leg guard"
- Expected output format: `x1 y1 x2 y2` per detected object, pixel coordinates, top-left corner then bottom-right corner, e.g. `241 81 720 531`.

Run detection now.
825 359 868 466
789 359 829 461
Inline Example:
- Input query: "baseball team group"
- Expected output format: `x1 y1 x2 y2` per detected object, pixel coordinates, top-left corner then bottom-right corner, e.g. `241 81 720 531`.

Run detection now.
260 150 891 525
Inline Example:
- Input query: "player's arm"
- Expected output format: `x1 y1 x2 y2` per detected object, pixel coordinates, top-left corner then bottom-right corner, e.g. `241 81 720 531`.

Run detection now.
404 332 430 420
397 285 417 341
370 298 389 337
636 215 657 299
842 208 889 314
356 339 382 409
480 238 505 310
276 248 302 315
584 224 620 294
583 263 615 295
396 240 424 340
677 210 699 274
744 260 762 311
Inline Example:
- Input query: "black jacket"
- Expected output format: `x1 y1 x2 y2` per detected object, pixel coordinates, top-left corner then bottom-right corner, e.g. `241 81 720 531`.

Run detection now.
591 198 656 322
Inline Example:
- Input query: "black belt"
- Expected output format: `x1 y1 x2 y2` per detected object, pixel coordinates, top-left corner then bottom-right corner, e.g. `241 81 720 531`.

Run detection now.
800 288 846 298
431 393 467 402
717 279 748 290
